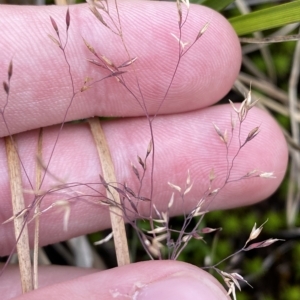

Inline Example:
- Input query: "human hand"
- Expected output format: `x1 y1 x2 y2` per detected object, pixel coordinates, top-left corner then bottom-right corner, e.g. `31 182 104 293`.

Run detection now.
0 2 288 299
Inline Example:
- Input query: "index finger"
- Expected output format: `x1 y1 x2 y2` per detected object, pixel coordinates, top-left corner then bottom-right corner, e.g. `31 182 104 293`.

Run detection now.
0 2 241 136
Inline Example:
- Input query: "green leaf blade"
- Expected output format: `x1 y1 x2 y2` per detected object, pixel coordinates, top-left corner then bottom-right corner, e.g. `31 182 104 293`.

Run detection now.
229 1 300 36
200 0 234 12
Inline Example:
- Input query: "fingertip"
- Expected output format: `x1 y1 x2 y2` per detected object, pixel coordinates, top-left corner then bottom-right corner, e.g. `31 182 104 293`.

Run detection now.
14 261 229 300
136 266 230 300
182 3 242 109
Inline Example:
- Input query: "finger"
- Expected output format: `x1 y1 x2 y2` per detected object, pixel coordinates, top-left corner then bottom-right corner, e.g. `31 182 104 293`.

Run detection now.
0 105 287 255
0 2 241 136
0 263 97 300
3 261 230 300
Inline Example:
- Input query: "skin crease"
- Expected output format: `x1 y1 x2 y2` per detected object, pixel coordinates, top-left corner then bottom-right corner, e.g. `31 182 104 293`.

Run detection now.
0 1 288 300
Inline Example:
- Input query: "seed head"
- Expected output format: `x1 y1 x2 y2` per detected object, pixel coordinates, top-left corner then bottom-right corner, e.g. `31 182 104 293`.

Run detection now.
3 81 9 95
66 8 70 30
50 16 59 36
8 60 13 80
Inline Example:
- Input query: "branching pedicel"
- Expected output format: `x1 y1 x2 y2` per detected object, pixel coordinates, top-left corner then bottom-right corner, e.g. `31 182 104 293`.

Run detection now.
1 0 282 299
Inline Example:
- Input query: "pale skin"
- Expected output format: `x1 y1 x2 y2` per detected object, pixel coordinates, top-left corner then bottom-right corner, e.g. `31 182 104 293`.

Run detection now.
0 2 288 299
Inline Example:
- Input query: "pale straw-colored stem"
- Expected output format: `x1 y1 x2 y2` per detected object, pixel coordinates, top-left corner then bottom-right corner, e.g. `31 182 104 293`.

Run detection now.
287 27 300 227
88 118 130 266
33 128 43 289
5 136 33 293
